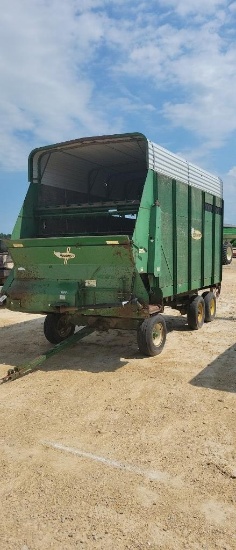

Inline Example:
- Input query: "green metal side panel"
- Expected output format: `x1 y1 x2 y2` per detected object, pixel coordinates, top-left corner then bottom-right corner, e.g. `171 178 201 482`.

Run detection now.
132 170 153 274
152 173 223 299
204 193 213 284
11 182 38 239
132 169 161 278
214 196 222 282
191 186 202 288
175 180 188 292
156 175 174 296
4 236 149 315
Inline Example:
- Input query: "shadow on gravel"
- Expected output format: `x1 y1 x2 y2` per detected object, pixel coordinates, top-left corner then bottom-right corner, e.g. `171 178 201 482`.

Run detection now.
0 317 45 365
6 312 232 379
1 314 235 387
0 318 132 374
0 313 191 376
190 343 236 393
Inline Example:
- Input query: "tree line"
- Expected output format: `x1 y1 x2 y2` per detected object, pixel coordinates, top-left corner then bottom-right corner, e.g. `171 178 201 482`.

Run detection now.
0 233 11 239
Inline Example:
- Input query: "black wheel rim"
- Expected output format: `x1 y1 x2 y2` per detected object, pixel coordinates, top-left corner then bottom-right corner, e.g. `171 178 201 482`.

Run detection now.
57 317 72 338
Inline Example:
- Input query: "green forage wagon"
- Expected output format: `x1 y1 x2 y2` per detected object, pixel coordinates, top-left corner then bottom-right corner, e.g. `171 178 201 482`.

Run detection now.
1 133 223 356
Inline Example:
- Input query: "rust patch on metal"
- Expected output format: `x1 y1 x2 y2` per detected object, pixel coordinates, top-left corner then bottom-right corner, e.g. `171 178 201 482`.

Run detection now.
149 304 163 315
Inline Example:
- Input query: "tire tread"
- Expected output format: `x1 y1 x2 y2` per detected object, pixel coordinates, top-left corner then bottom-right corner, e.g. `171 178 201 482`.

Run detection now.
137 314 167 356
44 313 74 344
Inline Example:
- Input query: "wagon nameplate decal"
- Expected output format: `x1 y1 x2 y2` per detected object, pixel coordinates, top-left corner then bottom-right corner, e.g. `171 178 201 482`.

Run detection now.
85 280 97 287
191 228 202 240
106 240 119 245
54 247 75 265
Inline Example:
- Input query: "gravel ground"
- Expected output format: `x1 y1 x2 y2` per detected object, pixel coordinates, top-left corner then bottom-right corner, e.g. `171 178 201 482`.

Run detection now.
0 262 235 550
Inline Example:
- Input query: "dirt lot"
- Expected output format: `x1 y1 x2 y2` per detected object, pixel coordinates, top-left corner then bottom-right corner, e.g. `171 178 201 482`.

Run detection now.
0 263 235 550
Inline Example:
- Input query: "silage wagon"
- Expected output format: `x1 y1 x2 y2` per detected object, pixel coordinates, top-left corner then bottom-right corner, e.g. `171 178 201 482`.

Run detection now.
0 133 223 356
222 225 236 265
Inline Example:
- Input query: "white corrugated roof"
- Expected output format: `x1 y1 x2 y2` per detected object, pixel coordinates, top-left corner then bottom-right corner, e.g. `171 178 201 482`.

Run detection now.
148 140 223 198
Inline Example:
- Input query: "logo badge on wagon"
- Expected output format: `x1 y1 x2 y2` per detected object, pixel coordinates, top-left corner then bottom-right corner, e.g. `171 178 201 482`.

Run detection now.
191 228 202 240
54 247 75 265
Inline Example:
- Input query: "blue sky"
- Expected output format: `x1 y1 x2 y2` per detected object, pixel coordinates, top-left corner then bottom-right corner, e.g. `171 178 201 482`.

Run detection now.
1 0 236 232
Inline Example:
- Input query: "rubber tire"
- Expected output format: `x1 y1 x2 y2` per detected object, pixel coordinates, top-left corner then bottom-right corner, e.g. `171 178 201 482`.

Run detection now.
202 291 216 323
187 295 205 330
44 313 75 344
222 241 233 265
137 314 167 357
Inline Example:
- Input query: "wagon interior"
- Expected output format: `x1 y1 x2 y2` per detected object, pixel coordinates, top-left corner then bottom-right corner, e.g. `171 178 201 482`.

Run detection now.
32 136 148 237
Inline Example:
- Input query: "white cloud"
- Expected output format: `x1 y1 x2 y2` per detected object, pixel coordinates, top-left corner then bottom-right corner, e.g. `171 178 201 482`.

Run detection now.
116 7 236 152
0 1 116 170
229 1 236 12
227 166 236 177
221 172 236 223
158 0 228 16
0 0 236 180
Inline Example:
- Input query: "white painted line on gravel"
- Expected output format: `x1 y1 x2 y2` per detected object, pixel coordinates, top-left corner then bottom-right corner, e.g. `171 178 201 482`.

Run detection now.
42 440 172 483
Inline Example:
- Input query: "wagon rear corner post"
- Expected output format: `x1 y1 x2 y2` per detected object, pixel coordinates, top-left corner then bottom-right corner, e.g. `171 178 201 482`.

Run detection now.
1 132 223 360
